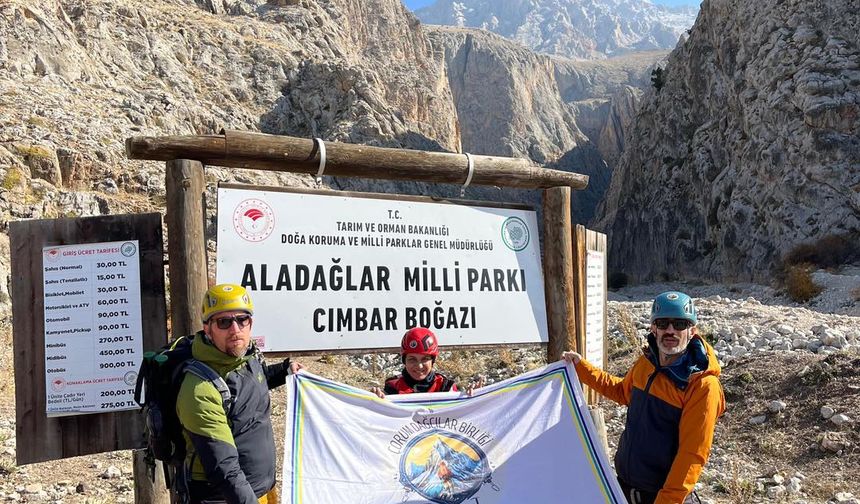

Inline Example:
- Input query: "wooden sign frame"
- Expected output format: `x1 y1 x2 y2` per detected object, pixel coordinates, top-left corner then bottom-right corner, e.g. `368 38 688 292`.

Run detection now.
128 131 587 361
9 213 167 464
125 131 593 500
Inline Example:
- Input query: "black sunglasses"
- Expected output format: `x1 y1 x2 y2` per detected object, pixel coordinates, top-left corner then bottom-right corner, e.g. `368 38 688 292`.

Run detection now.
654 318 692 331
211 314 252 330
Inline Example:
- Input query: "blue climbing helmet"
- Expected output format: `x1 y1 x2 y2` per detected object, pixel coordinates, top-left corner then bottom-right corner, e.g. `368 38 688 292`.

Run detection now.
650 291 697 324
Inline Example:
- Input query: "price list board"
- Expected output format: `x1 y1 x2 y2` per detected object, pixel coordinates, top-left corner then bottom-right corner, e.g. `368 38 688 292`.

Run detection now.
42 240 143 416
584 250 606 369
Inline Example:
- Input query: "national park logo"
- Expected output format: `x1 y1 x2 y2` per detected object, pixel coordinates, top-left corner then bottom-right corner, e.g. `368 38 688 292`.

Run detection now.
232 198 276 242
50 377 66 392
398 429 494 504
45 248 61 262
501 216 529 251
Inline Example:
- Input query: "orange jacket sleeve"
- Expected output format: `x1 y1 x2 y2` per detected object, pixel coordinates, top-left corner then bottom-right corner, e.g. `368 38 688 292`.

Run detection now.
654 374 725 504
574 358 634 406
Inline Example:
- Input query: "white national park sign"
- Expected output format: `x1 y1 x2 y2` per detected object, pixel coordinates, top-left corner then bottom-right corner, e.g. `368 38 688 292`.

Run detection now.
216 186 548 352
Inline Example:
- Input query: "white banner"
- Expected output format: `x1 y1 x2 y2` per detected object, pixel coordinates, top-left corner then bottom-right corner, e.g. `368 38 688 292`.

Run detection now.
216 187 548 352
281 362 625 504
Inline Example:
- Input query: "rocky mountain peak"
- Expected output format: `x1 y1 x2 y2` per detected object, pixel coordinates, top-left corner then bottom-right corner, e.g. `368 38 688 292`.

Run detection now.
416 0 697 59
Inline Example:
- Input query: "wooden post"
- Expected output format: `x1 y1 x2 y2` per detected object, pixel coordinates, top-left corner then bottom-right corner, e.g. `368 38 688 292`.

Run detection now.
134 159 208 503
543 187 576 362
133 450 168 504
588 406 610 457
572 225 590 402
573 226 609 405
572 225 587 359
164 159 209 336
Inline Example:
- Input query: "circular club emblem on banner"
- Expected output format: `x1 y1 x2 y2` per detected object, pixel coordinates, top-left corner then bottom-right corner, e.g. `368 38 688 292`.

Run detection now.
233 199 276 242
501 217 529 251
399 429 493 504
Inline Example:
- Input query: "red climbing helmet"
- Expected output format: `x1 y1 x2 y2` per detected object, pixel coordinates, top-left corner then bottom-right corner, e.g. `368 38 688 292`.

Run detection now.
400 327 440 357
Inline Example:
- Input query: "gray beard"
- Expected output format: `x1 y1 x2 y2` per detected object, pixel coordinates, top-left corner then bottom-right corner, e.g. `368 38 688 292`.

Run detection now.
657 337 689 357
225 344 248 358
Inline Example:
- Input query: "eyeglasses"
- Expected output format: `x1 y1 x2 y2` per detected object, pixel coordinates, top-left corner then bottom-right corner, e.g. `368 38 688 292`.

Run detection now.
654 318 692 331
211 314 252 330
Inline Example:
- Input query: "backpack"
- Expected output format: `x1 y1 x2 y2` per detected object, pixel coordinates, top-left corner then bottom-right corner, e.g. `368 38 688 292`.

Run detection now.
134 333 233 488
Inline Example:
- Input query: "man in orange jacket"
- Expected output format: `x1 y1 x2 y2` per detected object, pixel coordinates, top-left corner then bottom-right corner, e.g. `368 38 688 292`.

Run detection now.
563 291 725 504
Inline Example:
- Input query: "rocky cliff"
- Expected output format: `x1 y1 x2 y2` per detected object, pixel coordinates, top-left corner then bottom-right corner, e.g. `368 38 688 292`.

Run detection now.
0 0 461 305
416 0 697 60
426 26 659 220
595 0 860 281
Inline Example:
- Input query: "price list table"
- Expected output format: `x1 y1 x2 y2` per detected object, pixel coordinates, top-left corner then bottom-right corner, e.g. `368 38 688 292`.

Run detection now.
584 250 605 369
42 241 143 416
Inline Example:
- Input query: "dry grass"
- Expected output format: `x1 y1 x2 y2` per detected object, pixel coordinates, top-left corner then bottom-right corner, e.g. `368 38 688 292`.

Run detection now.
722 461 756 504
12 143 54 160
783 234 859 269
436 350 487 385
785 264 823 302
26 116 49 128
493 348 519 373
0 322 14 402
615 306 641 350
1 167 26 191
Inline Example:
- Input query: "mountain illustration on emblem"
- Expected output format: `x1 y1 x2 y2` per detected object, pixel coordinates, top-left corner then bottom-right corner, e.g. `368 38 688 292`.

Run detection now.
399 429 493 504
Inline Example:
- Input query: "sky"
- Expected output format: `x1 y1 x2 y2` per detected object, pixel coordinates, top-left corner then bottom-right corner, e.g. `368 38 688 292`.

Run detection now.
403 0 699 10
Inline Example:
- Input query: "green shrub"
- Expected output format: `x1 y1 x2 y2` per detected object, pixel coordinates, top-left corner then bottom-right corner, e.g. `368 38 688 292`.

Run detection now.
785 264 823 302
651 67 665 92
799 362 834 386
783 233 859 269
608 271 629 290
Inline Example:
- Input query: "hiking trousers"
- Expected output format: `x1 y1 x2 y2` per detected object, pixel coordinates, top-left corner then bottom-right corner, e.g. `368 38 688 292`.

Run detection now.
194 487 278 504
618 478 699 504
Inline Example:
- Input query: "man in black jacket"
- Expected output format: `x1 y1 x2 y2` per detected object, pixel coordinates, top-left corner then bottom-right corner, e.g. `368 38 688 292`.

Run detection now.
176 284 302 504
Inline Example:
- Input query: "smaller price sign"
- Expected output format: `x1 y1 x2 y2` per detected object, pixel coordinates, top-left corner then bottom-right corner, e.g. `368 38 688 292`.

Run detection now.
43 241 143 416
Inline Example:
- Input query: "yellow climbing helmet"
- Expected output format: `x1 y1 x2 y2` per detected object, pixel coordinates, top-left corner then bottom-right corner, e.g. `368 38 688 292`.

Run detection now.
201 284 254 322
